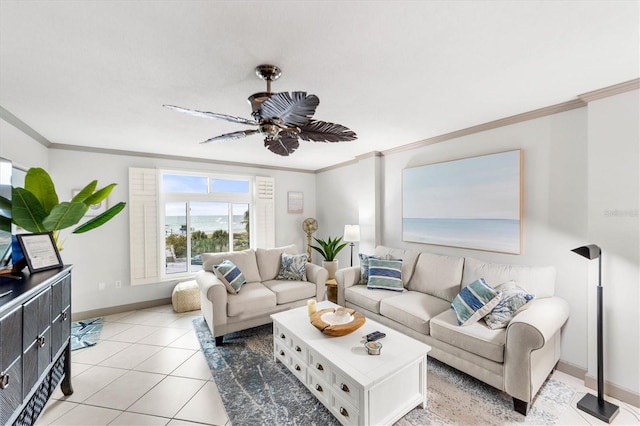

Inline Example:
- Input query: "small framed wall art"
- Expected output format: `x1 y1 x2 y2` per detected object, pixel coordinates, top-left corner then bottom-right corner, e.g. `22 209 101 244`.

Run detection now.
17 232 64 273
287 191 304 214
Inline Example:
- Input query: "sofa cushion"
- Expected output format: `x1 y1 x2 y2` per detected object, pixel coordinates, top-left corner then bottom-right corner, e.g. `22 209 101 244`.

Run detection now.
201 249 261 284
256 244 298 281
367 258 404 291
484 281 535 330
263 279 317 304
373 246 421 287
226 282 277 317
344 284 404 314
379 291 451 335
408 252 464 302
276 253 308 281
430 309 506 363
213 259 246 294
451 278 501 326
462 257 556 298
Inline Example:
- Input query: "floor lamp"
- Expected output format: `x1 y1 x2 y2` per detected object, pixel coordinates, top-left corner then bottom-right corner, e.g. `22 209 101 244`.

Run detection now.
571 244 619 423
343 225 360 267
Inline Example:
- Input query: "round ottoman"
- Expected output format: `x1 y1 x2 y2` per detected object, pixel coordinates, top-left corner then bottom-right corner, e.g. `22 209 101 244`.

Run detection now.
172 280 200 313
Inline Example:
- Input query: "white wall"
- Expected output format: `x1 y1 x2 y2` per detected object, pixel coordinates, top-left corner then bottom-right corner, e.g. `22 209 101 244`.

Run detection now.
586 90 639 394
0 120 48 170
316 91 640 396
46 149 316 313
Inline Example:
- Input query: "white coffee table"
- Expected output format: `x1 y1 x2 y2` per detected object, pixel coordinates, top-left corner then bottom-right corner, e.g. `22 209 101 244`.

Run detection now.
271 301 430 426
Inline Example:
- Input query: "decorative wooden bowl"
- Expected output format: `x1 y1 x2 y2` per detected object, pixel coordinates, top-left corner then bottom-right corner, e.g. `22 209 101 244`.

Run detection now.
310 307 366 337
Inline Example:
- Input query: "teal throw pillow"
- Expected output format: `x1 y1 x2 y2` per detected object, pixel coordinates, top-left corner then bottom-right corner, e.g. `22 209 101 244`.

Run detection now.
367 258 403 291
484 281 535 329
451 278 501 326
214 259 246 294
276 253 308 281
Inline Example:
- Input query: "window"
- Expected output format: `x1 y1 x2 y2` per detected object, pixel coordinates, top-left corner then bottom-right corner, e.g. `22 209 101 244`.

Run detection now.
129 168 274 285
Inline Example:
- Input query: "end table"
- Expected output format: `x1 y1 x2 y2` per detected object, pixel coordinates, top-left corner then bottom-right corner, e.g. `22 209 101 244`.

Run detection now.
325 278 337 303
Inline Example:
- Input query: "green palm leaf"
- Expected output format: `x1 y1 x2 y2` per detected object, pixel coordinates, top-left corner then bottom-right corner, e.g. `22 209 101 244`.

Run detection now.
24 168 59 213
71 180 98 203
84 183 116 206
43 202 87 231
11 187 47 232
73 202 126 234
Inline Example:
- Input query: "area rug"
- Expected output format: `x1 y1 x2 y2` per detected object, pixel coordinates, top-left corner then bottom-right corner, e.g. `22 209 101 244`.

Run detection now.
193 318 575 426
71 317 104 350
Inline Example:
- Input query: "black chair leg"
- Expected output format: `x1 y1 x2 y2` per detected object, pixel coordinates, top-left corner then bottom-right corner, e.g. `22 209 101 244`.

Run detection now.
513 397 529 415
215 335 223 346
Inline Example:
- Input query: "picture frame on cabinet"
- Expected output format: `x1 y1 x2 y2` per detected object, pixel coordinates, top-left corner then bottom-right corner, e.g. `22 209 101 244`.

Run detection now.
17 232 63 273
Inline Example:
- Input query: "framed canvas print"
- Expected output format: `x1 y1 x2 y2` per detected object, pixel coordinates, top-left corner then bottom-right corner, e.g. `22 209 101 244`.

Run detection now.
17 232 63 273
287 191 304 214
403 149 523 254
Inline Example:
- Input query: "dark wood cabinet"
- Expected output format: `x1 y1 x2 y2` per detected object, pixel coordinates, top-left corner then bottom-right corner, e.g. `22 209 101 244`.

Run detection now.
0 266 73 426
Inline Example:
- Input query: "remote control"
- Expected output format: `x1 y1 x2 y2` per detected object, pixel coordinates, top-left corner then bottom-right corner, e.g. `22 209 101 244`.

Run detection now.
365 331 386 342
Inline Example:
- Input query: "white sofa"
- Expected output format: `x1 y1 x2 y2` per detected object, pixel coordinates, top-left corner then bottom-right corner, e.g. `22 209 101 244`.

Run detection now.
335 245 570 415
196 244 328 345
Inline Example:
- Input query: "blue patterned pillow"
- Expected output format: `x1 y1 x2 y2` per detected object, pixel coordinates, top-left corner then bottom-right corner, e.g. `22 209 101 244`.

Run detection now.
367 258 403 291
358 253 381 284
276 253 308 281
484 281 535 329
214 259 246 294
451 278 501 326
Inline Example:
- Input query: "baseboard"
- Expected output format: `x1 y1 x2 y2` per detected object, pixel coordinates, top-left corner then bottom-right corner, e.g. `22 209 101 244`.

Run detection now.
71 297 172 321
557 360 640 408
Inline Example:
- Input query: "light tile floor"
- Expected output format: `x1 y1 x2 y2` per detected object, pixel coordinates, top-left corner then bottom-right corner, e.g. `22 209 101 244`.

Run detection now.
36 305 229 426
36 304 640 426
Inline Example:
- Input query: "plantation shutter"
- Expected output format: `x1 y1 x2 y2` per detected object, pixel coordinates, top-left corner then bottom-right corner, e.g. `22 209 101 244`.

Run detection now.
254 176 275 248
129 167 159 285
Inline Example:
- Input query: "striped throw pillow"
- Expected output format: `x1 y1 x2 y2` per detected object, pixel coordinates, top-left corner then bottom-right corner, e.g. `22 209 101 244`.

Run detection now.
367 258 403 291
214 259 246 294
358 253 381 284
451 278 501 326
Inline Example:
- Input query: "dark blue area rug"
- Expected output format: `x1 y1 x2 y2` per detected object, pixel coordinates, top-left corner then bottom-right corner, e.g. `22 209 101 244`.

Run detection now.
71 317 104 350
192 317 574 425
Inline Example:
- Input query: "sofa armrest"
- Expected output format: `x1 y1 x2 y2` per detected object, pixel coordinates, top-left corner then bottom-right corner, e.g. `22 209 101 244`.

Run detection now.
335 266 361 306
504 296 570 403
306 262 329 301
196 270 228 330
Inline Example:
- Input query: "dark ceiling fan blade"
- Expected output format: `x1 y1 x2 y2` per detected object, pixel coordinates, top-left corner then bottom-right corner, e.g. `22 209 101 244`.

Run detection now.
263 134 300 156
201 129 261 144
298 120 357 142
163 104 257 125
259 92 319 127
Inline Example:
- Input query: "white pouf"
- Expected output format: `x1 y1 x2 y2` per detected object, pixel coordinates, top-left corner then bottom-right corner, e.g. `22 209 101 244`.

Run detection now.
172 280 200 313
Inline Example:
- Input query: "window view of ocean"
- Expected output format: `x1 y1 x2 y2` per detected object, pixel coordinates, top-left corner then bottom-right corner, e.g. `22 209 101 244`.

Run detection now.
403 218 520 253
165 215 246 234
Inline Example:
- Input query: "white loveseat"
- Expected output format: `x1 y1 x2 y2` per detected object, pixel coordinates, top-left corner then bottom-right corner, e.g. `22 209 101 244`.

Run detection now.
196 244 328 345
335 245 570 415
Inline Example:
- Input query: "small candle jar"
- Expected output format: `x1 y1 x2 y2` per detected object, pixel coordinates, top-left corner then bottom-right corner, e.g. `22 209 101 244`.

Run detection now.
307 299 317 317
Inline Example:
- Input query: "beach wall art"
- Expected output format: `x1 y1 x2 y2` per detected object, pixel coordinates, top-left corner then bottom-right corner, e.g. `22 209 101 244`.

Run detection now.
402 149 523 254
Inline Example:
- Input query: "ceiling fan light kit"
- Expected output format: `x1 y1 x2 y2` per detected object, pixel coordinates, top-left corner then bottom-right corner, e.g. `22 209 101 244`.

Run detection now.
164 64 357 156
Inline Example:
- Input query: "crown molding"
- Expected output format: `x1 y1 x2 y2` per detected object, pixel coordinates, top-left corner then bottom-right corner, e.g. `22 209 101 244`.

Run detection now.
579 78 640 103
0 105 52 147
382 99 586 157
49 143 315 174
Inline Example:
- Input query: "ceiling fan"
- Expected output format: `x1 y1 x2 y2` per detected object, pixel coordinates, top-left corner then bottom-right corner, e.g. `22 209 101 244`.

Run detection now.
164 64 357 156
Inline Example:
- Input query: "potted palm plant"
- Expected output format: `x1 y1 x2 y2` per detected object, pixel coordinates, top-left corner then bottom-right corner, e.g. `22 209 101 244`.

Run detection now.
310 236 348 279
11 168 126 251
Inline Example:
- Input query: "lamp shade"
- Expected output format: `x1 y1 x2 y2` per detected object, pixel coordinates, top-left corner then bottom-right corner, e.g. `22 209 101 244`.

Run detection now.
343 225 360 242
572 244 601 260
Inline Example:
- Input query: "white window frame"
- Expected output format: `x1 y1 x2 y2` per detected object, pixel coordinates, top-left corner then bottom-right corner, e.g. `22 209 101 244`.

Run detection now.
129 167 274 285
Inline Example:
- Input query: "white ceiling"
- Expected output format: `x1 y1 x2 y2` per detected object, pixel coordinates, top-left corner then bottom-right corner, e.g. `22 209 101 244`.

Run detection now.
0 1 638 171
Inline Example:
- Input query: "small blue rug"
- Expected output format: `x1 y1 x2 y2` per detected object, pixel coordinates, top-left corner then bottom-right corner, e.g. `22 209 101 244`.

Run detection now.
71 317 104 350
